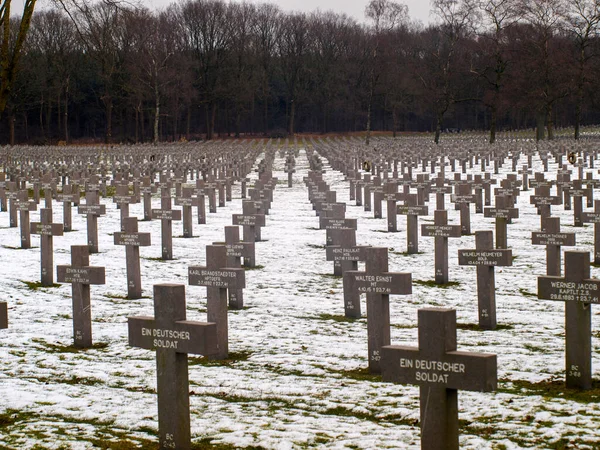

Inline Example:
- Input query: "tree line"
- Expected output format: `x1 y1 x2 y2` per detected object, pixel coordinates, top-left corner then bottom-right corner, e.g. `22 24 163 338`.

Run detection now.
2 0 600 145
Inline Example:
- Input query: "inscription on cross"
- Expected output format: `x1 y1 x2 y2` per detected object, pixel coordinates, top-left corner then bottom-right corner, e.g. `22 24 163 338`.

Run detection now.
128 284 218 449
538 251 599 389
57 245 105 348
381 308 497 450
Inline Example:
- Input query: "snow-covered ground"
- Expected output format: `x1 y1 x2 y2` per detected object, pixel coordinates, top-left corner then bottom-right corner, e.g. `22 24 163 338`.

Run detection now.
0 145 599 449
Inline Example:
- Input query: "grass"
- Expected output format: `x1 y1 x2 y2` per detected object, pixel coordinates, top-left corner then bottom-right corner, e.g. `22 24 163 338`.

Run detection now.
21 280 61 290
30 338 109 354
188 350 253 367
498 377 600 403
413 279 461 288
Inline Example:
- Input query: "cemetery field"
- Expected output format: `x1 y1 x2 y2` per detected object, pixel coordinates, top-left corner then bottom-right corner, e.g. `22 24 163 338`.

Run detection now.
0 144 600 449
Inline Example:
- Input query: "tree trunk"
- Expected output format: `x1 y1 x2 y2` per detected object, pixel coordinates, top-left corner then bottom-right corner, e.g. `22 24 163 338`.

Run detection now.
104 95 113 144
536 110 545 141
263 78 269 136
8 113 15 145
392 106 397 138
546 104 554 140
288 99 295 135
434 111 443 144
489 103 497 144
154 81 160 145
64 78 69 143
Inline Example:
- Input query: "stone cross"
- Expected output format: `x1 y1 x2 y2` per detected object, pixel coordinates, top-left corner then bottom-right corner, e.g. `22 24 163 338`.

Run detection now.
78 190 106 254
114 217 152 299
213 226 253 309
421 210 462 284
458 231 512 329
232 201 266 245
381 308 497 450
189 245 245 359
57 245 105 348
16 190 36 249
532 217 576 276
429 176 452 211
484 195 519 249
569 179 588 227
397 194 428 254
582 199 600 265
383 181 404 232
537 251 599 389
344 247 412 372
128 284 218 449
31 208 64 286
140 177 157 221
175 186 195 238
56 184 79 232
113 184 137 231
0 302 7 329
152 194 182 260
327 242 368 317
452 183 476 235
6 181 18 228
518 164 532 190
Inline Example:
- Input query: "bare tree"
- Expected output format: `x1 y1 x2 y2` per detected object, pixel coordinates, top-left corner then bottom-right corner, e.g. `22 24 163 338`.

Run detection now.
0 0 36 119
473 0 520 143
427 0 479 143
563 0 600 139
519 0 569 140
179 0 233 140
364 0 408 144
277 12 310 135
254 3 281 136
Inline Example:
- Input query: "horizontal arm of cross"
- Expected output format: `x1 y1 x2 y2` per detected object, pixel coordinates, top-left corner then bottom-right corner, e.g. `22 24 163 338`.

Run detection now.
381 345 497 392
128 316 218 355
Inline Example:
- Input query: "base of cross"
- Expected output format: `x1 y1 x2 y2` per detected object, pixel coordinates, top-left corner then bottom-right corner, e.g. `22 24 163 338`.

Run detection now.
0 302 7 329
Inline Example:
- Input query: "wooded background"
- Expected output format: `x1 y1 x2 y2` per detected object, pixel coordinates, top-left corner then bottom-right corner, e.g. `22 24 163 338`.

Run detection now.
2 0 600 145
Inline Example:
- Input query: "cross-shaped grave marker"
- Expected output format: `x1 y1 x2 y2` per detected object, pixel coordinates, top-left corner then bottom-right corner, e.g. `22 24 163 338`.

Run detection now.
31 208 64 286
327 241 368 318
57 245 105 348
189 245 245 359
233 201 266 246
582 199 600 265
538 251 599 389
114 217 152 299
56 184 79 232
381 308 497 450
113 184 137 231
128 284 218 449
15 190 37 249
344 247 412 373
397 193 428 254
484 195 519 249
421 210 462 284
152 194 182 260
532 217 576 276
213 226 253 309
458 230 512 329
78 189 106 254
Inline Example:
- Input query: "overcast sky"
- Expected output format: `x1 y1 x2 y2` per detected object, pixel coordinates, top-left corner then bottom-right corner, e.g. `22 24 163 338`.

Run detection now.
144 0 433 25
